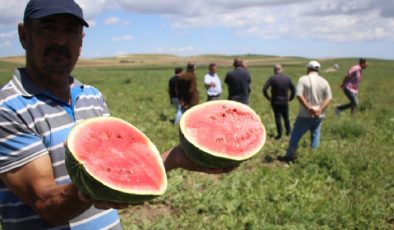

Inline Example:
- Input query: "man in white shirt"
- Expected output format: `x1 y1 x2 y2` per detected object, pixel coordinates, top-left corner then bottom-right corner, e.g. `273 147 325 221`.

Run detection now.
278 61 332 163
204 63 222 101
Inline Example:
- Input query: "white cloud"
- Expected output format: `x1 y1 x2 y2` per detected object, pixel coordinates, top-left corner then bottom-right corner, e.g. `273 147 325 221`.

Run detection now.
0 1 27 26
0 0 393 44
0 41 12 48
0 31 17 39
104 17 121 25
104 16 130 26
75 0 109 20
112 35 133 42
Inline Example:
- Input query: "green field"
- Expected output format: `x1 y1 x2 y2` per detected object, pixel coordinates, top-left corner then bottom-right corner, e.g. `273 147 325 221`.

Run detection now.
0 56 393 229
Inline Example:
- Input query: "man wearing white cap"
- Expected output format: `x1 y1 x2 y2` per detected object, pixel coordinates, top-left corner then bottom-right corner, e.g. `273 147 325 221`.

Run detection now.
278 61 332 162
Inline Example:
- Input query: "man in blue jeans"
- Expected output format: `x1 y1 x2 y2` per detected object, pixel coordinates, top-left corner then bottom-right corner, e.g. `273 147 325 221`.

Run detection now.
278 61 332 162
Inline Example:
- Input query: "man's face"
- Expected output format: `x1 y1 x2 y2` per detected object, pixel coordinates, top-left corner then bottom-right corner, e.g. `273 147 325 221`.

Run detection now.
21 14 83 80
361 62 368 70
210 65 217 73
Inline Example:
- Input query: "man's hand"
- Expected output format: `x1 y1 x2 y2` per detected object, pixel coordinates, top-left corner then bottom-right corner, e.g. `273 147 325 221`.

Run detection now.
78 191 140 210
311 108 322 118
162 145 236 174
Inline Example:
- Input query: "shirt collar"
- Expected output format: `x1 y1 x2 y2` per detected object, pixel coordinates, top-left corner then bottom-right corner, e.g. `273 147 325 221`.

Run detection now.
308 71 319 77
12 68 84 97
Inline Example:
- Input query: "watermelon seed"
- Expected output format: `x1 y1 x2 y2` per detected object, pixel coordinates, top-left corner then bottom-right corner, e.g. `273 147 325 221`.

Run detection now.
216 137 224 143
106 167 111 172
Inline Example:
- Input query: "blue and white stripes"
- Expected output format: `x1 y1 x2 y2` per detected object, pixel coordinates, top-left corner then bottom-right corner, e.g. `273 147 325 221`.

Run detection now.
0 69 120 229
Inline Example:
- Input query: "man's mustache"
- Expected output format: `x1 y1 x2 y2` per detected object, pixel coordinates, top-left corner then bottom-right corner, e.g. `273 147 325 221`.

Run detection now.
44 45 71 58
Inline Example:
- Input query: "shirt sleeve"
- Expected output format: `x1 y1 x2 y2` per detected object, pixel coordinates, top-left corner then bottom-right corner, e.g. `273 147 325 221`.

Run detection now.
262 77 272 99
99 92 110 117
0 108 48 174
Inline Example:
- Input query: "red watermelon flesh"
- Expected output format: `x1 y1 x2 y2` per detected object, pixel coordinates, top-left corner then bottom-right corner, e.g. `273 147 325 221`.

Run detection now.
179 100 266 168
66 117 167 203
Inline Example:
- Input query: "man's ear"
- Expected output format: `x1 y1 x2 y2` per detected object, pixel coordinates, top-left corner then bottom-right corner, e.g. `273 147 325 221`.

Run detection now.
18 23 28 50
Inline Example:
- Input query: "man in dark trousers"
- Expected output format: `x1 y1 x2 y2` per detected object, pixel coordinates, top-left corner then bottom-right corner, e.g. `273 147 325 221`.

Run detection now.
263 64 295 139
224 57 251 105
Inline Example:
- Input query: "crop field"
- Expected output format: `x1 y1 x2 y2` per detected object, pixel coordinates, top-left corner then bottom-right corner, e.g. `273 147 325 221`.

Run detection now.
0 55 393 229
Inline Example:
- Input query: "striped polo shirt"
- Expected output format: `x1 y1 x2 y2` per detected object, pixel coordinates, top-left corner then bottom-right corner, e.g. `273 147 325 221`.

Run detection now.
0 68 122 230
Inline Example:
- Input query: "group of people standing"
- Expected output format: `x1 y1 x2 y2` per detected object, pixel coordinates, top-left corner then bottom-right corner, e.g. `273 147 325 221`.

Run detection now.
168 57 252 125
169 58 368 163
0 0 370 228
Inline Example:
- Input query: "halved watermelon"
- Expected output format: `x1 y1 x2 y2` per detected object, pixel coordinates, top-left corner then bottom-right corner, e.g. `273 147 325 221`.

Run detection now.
179 100 266 168
65 117 167 204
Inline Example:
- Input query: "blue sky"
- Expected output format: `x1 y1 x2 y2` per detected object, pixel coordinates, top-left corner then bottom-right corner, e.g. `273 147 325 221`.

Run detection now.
1 0 393 60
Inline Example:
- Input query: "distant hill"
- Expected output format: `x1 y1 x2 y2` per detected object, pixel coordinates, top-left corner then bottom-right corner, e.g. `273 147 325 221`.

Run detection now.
0 54 308 69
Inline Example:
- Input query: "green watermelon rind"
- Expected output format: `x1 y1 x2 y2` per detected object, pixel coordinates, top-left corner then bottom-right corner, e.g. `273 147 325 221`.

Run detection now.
179 100 266 169
65 116 167 204
179 129 242 168
65 147 157 204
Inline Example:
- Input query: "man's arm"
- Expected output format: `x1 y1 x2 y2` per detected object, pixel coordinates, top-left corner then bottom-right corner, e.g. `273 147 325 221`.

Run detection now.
262 78 272 101
297 95 332 118
297 95 315 116
317 98 332 116
0 155 92 226
162 146 232 174
204 75 214 89
0 154 132 226
314 83 333 117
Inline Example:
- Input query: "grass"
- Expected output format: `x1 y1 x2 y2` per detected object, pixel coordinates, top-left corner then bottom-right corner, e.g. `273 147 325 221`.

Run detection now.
0 56 393 229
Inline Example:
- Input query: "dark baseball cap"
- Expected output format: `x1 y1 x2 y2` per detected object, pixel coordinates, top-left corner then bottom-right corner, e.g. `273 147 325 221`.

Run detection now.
24 0 89 27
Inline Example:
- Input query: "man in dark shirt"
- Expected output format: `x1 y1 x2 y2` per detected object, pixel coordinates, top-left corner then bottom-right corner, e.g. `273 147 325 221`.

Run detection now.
263 64 295 139
177 61 199 111
224 57 251 105
168 67 183 125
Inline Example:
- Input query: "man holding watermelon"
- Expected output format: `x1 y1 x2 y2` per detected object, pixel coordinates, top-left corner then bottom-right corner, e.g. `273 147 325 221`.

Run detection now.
0 1 228 229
